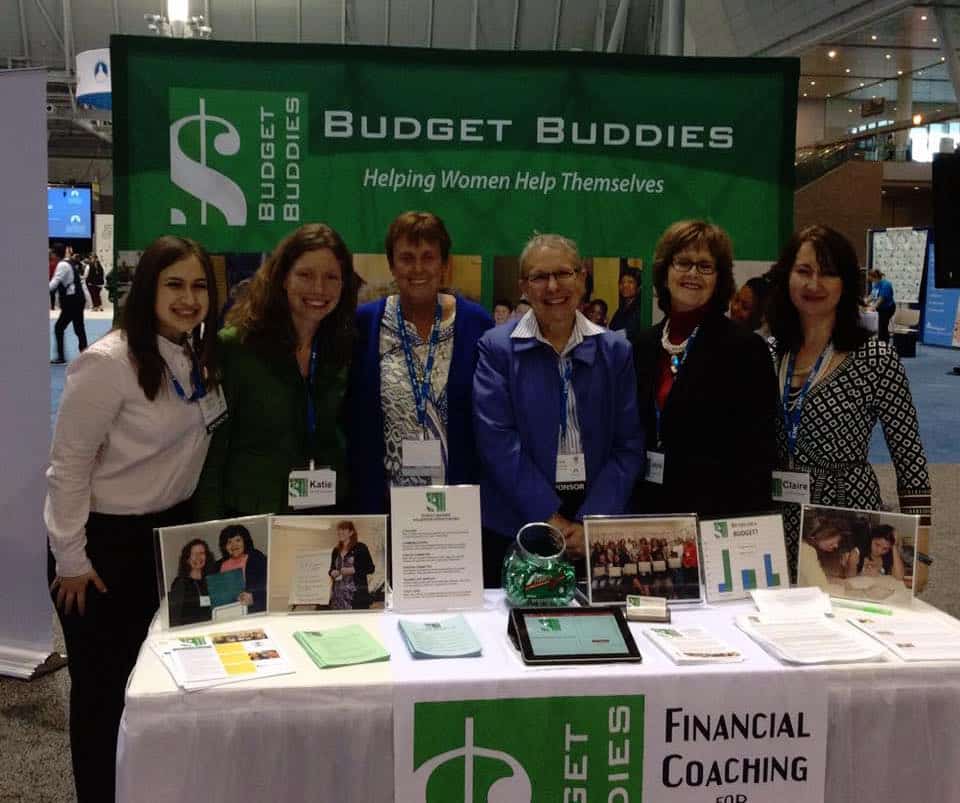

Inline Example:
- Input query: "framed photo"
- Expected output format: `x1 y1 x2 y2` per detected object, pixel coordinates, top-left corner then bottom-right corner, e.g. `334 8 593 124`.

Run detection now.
797 504 919 605
155 515 271 630
268 516 388 612
584 514 701 606
698 513 790 603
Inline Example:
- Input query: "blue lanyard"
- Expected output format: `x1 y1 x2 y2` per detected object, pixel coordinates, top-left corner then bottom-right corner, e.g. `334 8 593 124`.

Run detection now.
654 324 700 444
304 337 320 437
782 348 827 459
559 358 573 440
169 352 206 402
397 300 442 430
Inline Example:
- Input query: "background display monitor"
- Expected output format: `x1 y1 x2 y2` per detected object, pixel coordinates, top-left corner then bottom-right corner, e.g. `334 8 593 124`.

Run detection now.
48 186 92 239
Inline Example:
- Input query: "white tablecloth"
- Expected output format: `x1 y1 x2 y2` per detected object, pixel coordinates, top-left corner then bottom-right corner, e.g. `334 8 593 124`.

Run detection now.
118 594 960 803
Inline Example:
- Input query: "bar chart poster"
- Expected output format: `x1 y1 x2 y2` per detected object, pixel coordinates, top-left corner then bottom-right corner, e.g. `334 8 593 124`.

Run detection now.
698 514 790 603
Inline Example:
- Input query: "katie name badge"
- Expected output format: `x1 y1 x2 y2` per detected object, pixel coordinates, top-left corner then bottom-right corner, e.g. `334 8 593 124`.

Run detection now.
556 452 586 484
402 438 443 477
199 387 228 433
645 451 665 485
288 469 336 508
771 470 811 504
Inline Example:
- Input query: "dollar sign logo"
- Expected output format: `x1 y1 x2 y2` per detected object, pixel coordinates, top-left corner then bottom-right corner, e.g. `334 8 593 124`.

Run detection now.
169 97 247 226
412 718 532 803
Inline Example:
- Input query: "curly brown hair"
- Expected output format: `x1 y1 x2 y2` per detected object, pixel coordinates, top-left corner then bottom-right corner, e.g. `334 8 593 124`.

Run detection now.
226 224 357 366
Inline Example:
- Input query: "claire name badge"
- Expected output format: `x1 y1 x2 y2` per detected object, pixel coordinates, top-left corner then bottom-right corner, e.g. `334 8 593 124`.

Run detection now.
556 452 586 484
198 387 228 433
645 451 665 485
771 470 811 505
288 468 336 509
402 438 443 477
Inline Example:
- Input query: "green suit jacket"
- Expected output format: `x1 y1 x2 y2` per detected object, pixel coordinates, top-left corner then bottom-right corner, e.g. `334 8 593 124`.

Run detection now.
193 326 349 520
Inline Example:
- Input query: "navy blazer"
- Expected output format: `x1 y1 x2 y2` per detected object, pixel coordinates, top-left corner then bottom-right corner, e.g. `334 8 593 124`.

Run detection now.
474 320 645 540
346 294 494 513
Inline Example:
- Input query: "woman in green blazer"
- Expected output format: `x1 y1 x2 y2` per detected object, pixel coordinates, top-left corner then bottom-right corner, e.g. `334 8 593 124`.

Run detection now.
193 224 358 519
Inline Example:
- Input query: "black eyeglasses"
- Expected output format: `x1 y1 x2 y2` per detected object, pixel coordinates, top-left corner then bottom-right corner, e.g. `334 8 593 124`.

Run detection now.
671 258 716 275
523 268 580 287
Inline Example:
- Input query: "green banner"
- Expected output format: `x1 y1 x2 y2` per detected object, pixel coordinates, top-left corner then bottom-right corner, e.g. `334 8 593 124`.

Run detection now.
113 36 797 314
411 695 644 802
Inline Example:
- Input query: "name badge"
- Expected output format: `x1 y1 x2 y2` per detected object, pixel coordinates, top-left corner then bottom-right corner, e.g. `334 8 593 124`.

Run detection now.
199 595 211 608
556 452 586 484
645 451 665 485
402 438 443 476
288 468 337 509
199 387 228 433
771 470 811 505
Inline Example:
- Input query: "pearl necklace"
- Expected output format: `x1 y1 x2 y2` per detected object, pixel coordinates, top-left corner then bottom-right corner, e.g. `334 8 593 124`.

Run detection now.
661 321 691 375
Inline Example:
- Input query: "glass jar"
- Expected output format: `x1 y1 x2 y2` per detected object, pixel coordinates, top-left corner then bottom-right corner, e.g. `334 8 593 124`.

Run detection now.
502 522 577 607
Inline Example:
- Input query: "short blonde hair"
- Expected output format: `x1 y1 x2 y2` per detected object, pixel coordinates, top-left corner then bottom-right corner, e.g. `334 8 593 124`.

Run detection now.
518 233 582 278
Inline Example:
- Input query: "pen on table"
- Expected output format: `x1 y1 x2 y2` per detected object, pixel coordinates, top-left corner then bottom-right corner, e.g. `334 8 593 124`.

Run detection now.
831 599 894 616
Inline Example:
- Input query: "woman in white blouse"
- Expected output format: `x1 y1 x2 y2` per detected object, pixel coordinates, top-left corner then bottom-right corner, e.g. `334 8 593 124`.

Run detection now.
45 235 221 803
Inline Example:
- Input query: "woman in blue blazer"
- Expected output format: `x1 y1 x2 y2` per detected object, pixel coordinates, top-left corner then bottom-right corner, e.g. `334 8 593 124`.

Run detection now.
347 212 493 513
473 233 644 585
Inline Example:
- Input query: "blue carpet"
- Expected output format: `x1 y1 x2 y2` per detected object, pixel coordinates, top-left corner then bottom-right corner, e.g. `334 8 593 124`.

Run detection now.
869 344 960 464
49 323 959 461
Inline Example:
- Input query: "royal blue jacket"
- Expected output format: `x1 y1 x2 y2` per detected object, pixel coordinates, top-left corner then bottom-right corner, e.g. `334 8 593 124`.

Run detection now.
346 295 494 513
473 321 645 540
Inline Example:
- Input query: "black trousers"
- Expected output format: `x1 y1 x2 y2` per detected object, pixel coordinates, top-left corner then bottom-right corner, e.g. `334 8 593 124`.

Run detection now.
54 295 87 360
49 501 191 803
878 307 894 343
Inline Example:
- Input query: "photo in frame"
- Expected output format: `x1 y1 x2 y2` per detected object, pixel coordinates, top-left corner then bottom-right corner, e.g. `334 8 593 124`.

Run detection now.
268 515 388 612
698 513 790 603
155 515 271 630
584 514 701 605
797 504 919 605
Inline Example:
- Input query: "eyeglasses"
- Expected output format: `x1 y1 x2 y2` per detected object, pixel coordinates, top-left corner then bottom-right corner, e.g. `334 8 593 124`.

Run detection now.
671 258 716 275
523 268 580 287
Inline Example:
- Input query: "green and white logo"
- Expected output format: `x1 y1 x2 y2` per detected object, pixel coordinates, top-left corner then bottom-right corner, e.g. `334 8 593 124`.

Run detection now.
413 696 643 802
771 477 784 498
713 521 729 539
288 477 308 498
167 88 307 231
426 491 446 513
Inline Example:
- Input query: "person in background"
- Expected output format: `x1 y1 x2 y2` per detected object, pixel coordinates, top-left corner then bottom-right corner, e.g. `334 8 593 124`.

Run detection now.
347 211 493 513
45 236 219 803
631 220 779 520
587 298 609 327
767 224 930 583
49 248 58 310
168 538 215 627
493 298 513 326
866 268 896 343
729 276 772 336
193 223 357 519
512 297 532 320
49 242 88 364
85 255 106 312
474 233 643 585
608 268 643 334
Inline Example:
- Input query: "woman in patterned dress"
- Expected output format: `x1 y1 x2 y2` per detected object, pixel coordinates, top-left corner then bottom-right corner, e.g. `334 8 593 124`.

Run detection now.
767 225 931 585
347 211 493 514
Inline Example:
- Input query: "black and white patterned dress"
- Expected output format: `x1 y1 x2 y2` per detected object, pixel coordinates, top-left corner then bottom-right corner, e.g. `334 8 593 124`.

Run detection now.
778 338 931 578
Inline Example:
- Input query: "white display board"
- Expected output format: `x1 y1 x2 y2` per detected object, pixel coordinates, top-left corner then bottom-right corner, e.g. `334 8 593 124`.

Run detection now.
95 213 114 272
0 69 53 677
869 227 927 304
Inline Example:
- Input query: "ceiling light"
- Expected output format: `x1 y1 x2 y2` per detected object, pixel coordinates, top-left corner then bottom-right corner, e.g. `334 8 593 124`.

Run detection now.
828 49 837 58
942 57 947 62
918 70 923 76
826 93 831 98
885 53 892 59
848 108 854 113
871 34 878 41
932 38 938 44
897 70 903 75
921 14 927 21
845 67 851 73
860 82 865 87
913 186 920 190
810 80 816 86
913 113 923 124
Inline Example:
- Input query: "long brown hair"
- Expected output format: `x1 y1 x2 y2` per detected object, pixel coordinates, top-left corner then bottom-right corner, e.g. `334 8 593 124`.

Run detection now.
227 223 357 366
122 236 219 401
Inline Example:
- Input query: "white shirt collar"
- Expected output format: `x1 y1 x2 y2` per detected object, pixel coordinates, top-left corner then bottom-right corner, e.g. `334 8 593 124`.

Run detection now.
511 309 604 357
